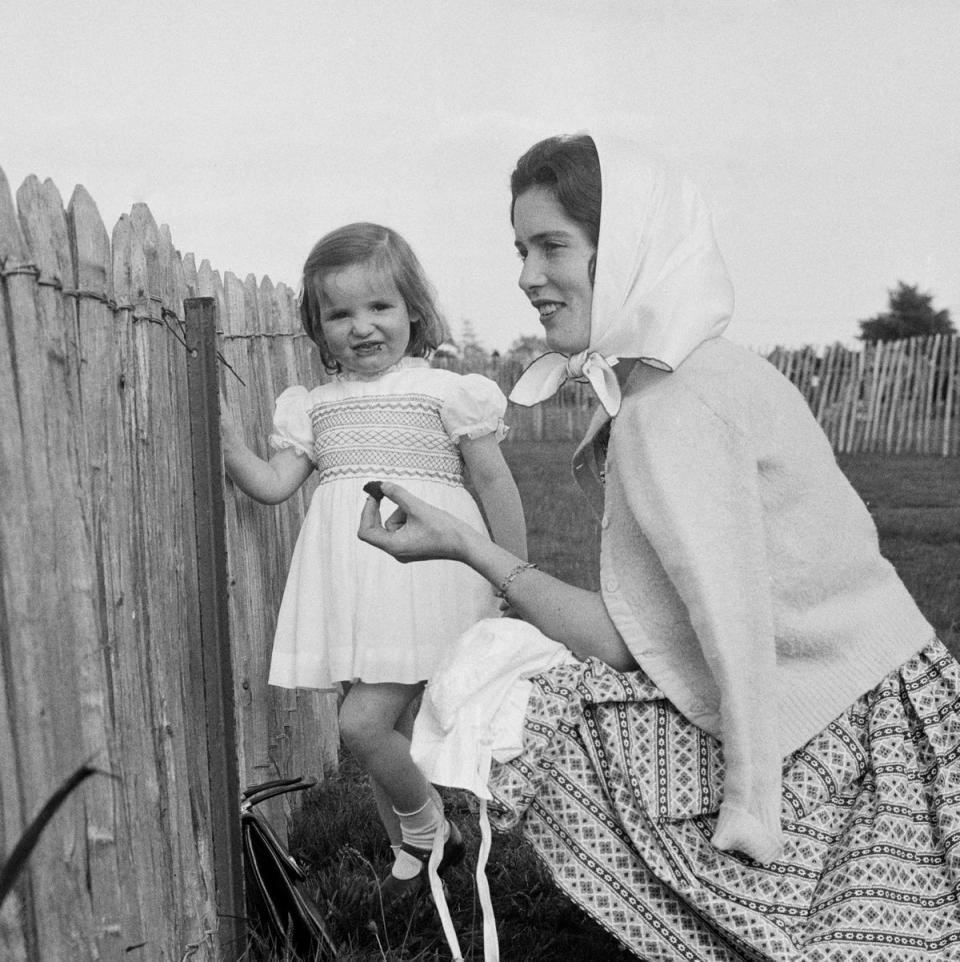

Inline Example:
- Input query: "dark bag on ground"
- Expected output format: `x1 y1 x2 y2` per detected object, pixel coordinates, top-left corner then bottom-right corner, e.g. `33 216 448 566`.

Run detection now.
241 776 338 958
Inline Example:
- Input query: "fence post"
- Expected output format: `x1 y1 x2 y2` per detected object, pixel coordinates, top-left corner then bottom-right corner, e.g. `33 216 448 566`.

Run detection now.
184 296 245 958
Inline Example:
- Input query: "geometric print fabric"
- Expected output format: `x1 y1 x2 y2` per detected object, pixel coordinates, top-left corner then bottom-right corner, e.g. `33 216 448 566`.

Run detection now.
309 393 465 486
489 638 960 960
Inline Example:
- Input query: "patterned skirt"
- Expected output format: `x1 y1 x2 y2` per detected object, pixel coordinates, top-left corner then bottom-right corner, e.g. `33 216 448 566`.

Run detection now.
487 637 960 961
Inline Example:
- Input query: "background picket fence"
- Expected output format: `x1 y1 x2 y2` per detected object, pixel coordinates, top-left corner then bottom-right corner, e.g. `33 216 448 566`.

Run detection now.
1 165 957 961
437 338 960 454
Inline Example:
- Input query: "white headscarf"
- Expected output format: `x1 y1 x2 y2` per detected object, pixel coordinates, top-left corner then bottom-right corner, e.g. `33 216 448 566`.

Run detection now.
509 132 735 416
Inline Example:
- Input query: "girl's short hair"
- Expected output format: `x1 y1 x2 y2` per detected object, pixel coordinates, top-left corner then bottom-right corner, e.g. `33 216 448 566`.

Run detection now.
299 222 447 373
509 134 602 250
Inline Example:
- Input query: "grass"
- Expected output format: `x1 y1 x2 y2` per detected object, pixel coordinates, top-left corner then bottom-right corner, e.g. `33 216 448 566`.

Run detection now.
834 452 960 655
283 754 630 961
278 444 960 960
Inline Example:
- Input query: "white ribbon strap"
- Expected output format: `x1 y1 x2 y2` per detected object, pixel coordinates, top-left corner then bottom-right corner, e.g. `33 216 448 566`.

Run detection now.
428 823 464 961
426 805 500 962
476 798 500 962
509 350 622 416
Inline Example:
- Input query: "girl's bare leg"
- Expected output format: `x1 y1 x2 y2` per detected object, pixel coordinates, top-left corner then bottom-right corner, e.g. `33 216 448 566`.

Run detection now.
341 682 458 891
367 696 439 848
370 778 402 848
339 681 429 814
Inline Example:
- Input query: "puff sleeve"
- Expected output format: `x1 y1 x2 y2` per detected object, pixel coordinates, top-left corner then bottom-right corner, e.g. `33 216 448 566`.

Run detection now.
268 386 316 463
439 373 509 443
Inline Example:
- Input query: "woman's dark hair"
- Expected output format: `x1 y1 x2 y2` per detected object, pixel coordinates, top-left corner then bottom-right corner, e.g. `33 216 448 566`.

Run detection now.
509 134 602 249
299 222 447 373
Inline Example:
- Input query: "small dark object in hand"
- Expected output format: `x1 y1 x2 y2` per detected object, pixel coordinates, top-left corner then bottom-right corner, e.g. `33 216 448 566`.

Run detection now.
363 481 384 501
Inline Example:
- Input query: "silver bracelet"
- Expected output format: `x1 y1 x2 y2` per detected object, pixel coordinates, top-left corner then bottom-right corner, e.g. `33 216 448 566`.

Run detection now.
495 561 539 600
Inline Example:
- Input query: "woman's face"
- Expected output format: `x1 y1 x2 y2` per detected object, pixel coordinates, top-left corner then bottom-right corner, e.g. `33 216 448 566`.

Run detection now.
513 186 596 355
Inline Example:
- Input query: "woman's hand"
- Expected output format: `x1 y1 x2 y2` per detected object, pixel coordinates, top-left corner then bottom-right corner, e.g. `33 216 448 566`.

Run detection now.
357 482 475 563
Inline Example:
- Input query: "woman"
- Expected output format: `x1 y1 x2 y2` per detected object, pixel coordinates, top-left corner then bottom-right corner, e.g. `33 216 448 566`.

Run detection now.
358 132 960 960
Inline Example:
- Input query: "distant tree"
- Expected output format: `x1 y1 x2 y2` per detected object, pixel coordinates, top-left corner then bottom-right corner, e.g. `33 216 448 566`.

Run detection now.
857 282 955 343
504 334 548 366
458 317 491 367
433 340 461 359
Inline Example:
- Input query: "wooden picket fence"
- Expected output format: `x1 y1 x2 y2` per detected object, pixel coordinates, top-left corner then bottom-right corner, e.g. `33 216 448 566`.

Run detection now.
766 339 959 455
439 339 960 454
0 169 337 962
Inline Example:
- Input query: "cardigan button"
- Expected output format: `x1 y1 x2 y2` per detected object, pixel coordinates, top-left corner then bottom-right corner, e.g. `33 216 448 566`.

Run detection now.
601 515 610 529
605 578 619 592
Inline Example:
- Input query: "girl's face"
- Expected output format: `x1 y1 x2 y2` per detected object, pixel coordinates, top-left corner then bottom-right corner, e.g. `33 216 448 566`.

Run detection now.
513 186 596 355
313 263 413 375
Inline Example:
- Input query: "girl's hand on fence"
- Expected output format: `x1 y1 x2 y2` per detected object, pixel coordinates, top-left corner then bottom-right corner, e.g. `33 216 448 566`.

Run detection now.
218 398 244 450
357 482 471 563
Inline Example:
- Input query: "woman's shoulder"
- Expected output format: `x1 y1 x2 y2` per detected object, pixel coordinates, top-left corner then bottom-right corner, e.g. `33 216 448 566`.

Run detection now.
620 338 816 440
619 341 755 429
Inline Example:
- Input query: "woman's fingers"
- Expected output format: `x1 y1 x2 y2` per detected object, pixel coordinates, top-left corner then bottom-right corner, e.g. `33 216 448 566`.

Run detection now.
359 482 422 534
356 480 467 562
357 484 414 554
358 493 385 533
383 506 408 533
376 481 422 513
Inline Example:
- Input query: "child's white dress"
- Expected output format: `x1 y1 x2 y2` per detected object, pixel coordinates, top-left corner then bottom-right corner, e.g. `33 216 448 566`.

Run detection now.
266 356 505 689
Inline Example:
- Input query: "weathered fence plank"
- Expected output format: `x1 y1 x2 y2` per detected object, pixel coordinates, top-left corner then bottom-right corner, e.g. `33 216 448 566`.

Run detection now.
0 163 33 962
2 173 113 958
66 183 133 959
945 335 957 456
920 336 940 454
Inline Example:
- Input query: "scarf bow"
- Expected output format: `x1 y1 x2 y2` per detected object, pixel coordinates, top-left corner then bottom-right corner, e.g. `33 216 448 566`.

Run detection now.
509 349 622 416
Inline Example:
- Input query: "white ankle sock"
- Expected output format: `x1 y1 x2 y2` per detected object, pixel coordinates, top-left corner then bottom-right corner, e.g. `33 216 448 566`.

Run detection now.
391 799 448 880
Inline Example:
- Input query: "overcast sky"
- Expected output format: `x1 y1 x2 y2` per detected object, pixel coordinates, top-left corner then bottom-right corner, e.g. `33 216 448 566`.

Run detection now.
2 0 958 352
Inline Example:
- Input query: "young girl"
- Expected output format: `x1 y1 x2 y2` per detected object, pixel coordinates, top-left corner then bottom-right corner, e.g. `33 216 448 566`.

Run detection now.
220 222 527 909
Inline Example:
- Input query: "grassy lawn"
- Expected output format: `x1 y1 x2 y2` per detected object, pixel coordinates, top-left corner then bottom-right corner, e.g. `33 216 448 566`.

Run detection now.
834 452 960 655
285 445 959 961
